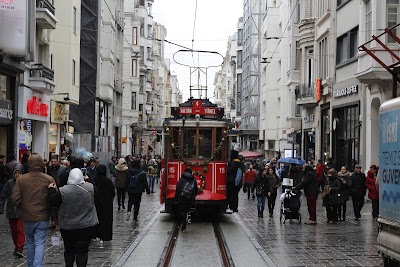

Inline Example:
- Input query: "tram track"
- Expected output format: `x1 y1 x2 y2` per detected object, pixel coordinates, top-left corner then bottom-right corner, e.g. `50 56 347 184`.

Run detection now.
158 220 235 267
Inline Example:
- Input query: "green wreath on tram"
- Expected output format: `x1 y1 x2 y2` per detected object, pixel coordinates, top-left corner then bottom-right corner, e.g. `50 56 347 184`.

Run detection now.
192 170 206 192
163 124 229 168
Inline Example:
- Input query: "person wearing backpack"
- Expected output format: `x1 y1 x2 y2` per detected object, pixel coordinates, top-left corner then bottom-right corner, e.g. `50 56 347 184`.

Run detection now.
125 159 150 221
174 167 198 232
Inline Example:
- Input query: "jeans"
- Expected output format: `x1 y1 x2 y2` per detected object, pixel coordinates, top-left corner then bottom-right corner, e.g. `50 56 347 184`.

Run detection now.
306 195 318 221
148 175 155 192
9 218 25 251
352 197 365 219
116 188 126 208
24 221 49 267
257 194 266 212
338 202 347 220
127 193 142 219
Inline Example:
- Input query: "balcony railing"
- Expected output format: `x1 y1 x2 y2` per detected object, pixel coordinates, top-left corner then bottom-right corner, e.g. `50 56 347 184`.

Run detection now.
295 83 315 100
30 64 54 81
36 0 55 15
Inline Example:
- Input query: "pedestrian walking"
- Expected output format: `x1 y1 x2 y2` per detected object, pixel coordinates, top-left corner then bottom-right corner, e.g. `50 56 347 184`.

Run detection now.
126 159 150 221
253 167 270 218
315 159 327 191
323 169 341 223
0 165 25 258
174 167 198 232
94 164 115 242
115 158 128 210
243 164 257 199
47 155 66 230
86 158 97 181
108 156 116 183
366 164 379 220
350 164 367 221
147 161 158 193
337 166 351 221
266 167 281 217
12 154 56 267
226 150 243 213
48 168 98 267
293 165 319 224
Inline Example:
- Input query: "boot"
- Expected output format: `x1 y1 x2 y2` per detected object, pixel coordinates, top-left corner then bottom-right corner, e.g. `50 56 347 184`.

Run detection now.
257 211 261 217
260 211 264 218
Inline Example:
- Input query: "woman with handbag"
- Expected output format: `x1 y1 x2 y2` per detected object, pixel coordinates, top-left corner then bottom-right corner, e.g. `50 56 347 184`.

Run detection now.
253 168 271 218
323 169 341 223
337 166 351 221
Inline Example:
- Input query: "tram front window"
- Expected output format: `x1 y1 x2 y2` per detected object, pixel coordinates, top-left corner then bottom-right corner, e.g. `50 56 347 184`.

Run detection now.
198 129 212 159
183 129 196 158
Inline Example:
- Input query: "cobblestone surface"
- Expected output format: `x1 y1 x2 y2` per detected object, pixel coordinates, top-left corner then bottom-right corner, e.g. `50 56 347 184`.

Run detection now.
0 185 384 267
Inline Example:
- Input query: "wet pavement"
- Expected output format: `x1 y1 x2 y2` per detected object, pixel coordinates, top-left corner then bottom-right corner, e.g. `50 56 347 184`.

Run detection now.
0 185 383 266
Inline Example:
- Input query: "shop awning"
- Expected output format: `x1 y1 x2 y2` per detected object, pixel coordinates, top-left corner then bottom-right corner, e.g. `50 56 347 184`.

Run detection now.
239 151 263 159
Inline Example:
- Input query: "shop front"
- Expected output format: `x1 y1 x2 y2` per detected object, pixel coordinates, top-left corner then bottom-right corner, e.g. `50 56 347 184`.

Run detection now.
331 83 361 171
302 110 316 164
18 87 50 160
0 98 14 157
50 101 67 158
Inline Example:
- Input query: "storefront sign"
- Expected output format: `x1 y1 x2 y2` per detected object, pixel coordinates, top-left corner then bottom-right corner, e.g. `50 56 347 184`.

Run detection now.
333 85 358 98
0 99 13 124
18 119 32 154
303 114 315 123
18 87 50 122
50 102 64 124
27 96 49 117
0 0 15 11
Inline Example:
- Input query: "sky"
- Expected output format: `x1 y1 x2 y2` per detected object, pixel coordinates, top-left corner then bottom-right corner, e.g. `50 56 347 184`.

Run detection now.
152 0 243 102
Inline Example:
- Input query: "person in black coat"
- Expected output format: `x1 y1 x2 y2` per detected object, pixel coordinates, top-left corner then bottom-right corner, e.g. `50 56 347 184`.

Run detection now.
94 164 115 242
253 168 271 218
293 165 319 224
350 164 367 221
174 167 198 232
125 159 150 221
226 150 243 213
323 169 341 223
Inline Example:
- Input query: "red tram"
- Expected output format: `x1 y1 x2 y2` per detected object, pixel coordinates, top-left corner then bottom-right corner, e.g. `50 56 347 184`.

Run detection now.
160 98 232 214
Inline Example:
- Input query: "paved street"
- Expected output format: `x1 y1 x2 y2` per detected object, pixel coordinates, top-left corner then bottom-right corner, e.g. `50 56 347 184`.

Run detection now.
0 185 382 267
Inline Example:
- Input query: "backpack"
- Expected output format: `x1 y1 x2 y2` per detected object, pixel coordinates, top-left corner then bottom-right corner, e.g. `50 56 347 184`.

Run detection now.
129 170 145 189
235 168 243 187
180 179 196 201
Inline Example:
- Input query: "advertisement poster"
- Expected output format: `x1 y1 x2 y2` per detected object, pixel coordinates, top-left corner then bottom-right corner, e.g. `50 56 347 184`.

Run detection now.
18 119 32 160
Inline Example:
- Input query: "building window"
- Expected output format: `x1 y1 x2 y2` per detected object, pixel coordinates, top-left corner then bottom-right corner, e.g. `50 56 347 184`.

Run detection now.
318 37 328 80
318 0 329 18
148 3 152 16
140 19 144 37
147 24 153 38
139 104 143 121
295 41 300 69
139 75 145 92
73 7 77 34
131 92 136 110
387 0 399 43
72 60 76 85
237 51 242 68
365 0 372 44
147 47 152 60
132 59 137 77
50 54 53 69
336 27 358 66
140 46 144 63
337 0 347 8
132 27 138 45
237 29 243 46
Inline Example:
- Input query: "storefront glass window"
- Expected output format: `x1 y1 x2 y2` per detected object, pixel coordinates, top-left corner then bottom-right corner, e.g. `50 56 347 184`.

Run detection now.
0 74 10 99
49 123 58 154
321 108 330 164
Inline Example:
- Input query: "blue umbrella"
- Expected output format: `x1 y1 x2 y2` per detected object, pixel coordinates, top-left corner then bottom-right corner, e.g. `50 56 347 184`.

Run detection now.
277 157 305 165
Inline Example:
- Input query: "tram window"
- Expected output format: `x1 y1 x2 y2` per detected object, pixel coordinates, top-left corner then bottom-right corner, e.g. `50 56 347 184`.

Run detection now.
198 129 212 159
171 127 180 160
215 129 223 160
183 129 197 158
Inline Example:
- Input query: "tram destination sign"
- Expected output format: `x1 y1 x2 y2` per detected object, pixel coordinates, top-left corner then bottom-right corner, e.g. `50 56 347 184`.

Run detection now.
180 107 217 115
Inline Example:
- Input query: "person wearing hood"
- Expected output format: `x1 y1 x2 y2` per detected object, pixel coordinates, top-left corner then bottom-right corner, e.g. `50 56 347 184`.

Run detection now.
114 158 129 210
226 150 243 213
293 165 319 224
94 164 115 242
323 169 341 223
12 154 56 267
48 168 98 267
366 164 379 220
0 165 25 258
125 159 150 221
174 167 198 232
337 166 351 221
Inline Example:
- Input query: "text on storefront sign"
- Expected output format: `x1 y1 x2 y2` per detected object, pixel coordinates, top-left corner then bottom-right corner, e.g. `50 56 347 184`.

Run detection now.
333 85 358 98
26 96 49 117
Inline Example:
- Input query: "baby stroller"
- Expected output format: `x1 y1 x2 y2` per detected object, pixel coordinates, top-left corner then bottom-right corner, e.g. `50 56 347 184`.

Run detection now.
279 189 302 223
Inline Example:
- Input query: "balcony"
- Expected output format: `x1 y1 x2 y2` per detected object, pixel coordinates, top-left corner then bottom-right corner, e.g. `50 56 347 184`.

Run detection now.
295 83 318 108
29 64 55 94
36 0 57 29
298 18 315 47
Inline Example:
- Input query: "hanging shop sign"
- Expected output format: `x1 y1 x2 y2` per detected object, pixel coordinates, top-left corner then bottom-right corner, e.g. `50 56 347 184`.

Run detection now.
18 87 50 122
0 99 13 124
50 101 64 124
333 85 358 98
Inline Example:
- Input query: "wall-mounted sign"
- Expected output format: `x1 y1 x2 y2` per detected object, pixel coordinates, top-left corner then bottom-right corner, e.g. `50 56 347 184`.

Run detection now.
18 87 50 122
18 119 32 157
333 85 358 98
50 102 64 124
303 114 315 123
0 99 13 124
27 96 49 117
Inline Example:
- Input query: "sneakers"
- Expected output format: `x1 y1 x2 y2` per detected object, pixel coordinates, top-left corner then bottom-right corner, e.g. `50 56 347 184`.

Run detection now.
13 249 24 258
126 212 131 221
122 205 125 210
304 220 317 225
252 193 255 200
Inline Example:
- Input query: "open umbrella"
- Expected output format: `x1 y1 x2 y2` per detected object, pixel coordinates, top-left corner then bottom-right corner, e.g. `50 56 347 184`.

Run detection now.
277 157 305 165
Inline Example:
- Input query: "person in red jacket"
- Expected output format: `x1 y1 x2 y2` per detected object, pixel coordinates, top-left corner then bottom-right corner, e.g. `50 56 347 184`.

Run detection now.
366 164 379 220
315 159 327 191
243 164 257 199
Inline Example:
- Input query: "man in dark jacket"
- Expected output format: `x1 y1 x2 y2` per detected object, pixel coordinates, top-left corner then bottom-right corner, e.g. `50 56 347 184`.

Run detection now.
350 164 367 221
174 167 198 232
47 155 66 188
126 159 150 221
293 165 319 224
226 150 243 213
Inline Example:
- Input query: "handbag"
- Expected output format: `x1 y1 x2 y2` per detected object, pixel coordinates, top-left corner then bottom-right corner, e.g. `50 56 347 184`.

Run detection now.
321 185 331 199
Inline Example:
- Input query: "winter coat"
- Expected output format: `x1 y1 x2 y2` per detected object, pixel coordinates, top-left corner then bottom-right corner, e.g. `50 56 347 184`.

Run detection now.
227 159 243 188
126 167 150 194
114 169 128 189
0 178 23 218
12 156 55 222
243 169 257 184
337 171 351 202
266 174 281 195
94 165 115 241
253 173 270 197
315 163 326 182
289 167 303 188
47 164 67 187
323 175 341 206
366 171 379 200
350 171 367 199
293 170 319 197
174 172 198 205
